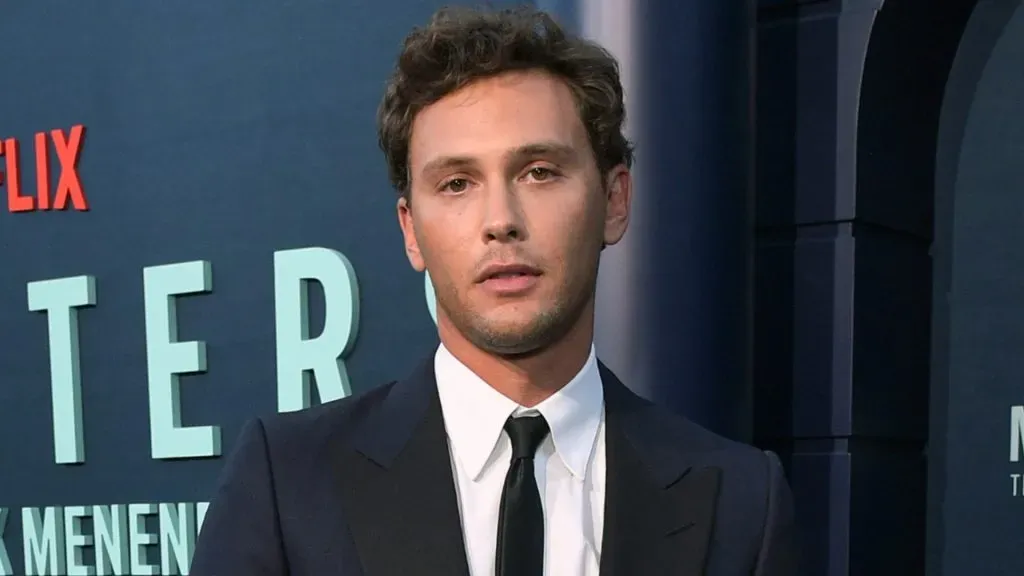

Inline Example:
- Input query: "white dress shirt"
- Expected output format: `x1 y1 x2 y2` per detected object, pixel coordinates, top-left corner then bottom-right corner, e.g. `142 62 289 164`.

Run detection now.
434 343 607 576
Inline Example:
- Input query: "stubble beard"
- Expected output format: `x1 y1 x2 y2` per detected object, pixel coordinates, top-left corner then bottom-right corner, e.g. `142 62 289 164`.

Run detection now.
437 267 597 358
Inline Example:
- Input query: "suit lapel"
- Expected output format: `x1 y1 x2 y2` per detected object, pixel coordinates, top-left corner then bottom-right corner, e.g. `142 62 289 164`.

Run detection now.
598 364 722 576
337 357 470 576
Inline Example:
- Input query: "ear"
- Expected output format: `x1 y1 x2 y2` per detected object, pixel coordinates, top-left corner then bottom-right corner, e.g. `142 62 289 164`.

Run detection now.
397 196 427 272
602 164 632 246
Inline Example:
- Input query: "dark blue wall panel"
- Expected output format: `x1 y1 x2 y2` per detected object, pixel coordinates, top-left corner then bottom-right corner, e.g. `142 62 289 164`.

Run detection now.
755 0 977 574
0 1 518 573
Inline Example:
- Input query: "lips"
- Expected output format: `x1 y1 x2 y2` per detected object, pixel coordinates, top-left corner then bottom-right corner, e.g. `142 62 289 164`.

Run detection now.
476 263 542 283
474 263 542 296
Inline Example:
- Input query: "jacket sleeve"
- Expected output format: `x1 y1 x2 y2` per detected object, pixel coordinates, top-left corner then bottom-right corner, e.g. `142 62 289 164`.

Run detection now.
190 418 288 576
754 450 801 576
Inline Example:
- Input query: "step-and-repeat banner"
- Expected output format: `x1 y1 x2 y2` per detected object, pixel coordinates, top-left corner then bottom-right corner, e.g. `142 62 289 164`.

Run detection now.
4 0 1024 574
0 2 475 574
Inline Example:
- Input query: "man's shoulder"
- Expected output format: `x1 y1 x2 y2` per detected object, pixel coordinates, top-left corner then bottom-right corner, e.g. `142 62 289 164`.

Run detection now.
636 399 790 543
600 364 774 479
636 397 780 481
626 400 797 570
250 381 398 459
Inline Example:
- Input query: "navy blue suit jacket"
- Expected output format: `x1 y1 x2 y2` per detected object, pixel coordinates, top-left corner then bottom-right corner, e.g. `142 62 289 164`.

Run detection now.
191 358 799 575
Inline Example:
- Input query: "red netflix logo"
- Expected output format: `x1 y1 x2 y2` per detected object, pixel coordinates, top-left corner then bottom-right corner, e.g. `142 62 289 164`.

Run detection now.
0 124 89 212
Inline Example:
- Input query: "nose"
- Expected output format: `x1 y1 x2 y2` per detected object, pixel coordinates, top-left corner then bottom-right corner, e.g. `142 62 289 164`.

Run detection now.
481 183 526 243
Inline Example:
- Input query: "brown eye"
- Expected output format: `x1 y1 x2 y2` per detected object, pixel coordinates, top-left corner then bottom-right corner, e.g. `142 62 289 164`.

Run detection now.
528 167 553 181
444 178 468 193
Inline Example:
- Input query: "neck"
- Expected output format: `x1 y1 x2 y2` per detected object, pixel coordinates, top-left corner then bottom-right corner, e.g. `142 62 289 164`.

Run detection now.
437 300 595 408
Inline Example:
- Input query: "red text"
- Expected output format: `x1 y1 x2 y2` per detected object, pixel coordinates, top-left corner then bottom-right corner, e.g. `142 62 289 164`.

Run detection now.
0 124 88 212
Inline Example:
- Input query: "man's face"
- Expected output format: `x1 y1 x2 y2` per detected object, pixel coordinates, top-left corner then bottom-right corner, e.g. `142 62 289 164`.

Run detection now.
398 70 631 356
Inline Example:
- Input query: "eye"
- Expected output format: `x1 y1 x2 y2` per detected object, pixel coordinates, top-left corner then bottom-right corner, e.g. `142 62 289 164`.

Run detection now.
525 166 556 182
441 178 469 194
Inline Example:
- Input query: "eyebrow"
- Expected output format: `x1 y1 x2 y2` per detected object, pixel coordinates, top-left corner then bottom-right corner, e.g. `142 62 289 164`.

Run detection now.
419 141 579 179
509 141 578 164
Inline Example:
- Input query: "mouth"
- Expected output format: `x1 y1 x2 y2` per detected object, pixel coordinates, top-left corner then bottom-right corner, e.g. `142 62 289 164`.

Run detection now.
475 263 543 295
476 263 542 283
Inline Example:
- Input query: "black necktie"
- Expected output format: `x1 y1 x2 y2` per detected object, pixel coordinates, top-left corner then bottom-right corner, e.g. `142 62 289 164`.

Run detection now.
495 414 550 576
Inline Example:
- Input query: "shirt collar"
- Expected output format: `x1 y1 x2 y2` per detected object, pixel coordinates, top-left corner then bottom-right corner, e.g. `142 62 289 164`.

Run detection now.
434 343 604 482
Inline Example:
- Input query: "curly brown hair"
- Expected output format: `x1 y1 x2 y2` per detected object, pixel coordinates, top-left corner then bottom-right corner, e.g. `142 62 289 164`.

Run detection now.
376 4 634 196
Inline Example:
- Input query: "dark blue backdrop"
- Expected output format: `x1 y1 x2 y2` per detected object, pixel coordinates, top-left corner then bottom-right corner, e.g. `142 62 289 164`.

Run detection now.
4 0 1020 574
0 1 491 572
929 2 1024 574
1 0 756 573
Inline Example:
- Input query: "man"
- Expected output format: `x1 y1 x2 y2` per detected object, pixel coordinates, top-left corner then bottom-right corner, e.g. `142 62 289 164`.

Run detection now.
191 5 798 576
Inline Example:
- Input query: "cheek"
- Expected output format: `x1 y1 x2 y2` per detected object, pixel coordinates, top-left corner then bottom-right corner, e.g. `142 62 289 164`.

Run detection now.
416 214 474 275
546 207 601 273
561 199 604 245
415 208 448 248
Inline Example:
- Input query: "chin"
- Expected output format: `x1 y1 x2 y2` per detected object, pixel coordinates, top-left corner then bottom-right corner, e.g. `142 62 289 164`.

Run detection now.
479 303 547 327
474 313 536 334
468 326 550 357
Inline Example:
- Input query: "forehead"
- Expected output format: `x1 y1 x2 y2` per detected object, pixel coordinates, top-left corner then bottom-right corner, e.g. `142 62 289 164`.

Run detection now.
408 70 588 169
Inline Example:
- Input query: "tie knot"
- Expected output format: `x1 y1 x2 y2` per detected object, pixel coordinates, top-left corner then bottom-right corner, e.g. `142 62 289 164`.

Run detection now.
504 415 550 460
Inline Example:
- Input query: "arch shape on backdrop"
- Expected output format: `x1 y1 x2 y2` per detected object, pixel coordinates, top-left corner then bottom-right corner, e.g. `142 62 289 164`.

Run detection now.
753 0 980 572
848 0 979 573
929 1 1024 574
